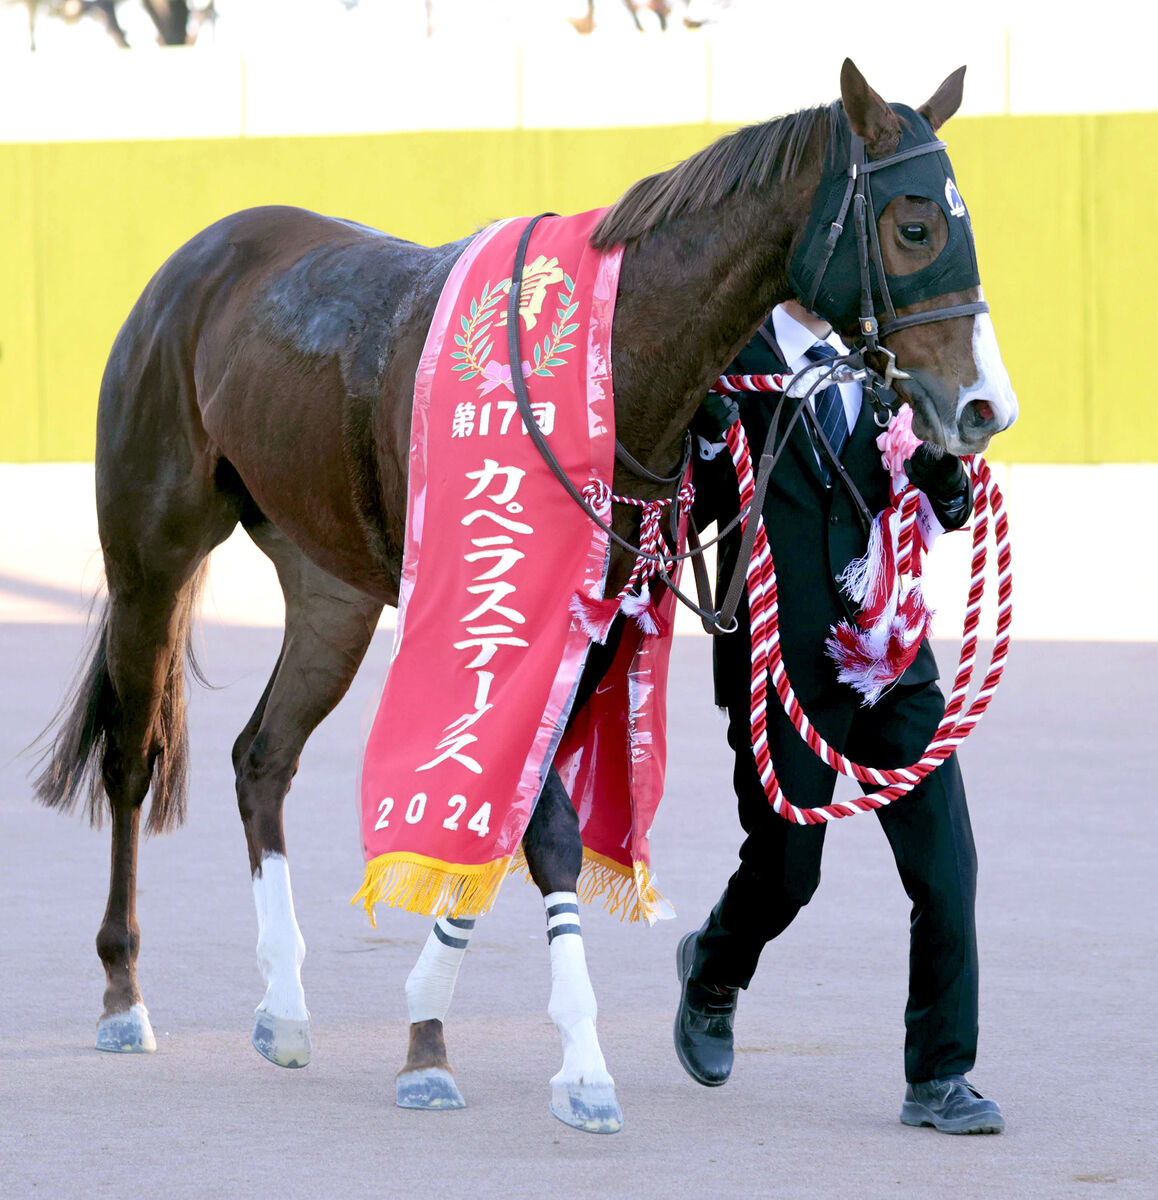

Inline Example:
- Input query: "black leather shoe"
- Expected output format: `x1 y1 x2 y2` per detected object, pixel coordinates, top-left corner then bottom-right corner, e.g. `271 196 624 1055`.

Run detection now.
673 930 737 1087
901 1075 1005 1134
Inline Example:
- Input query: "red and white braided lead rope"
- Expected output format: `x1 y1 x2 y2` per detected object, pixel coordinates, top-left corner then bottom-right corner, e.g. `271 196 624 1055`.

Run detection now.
715 373 795 394
722 414 1012 824
571 479 695 641
580 478 695 599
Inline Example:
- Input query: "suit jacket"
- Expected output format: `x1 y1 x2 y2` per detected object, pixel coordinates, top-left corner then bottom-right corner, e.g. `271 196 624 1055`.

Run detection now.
692 320 940 709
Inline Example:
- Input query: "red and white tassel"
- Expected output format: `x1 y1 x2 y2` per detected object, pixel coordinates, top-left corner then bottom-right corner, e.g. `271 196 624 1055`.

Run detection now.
569 593 622 644
825 407 938 704
619 581 668 638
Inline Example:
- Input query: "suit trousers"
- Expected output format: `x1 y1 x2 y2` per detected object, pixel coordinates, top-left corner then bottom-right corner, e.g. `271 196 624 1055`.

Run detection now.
692 675 980 1084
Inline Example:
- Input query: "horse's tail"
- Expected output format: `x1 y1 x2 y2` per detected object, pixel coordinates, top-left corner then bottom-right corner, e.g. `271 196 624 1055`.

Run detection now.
32 561 210 835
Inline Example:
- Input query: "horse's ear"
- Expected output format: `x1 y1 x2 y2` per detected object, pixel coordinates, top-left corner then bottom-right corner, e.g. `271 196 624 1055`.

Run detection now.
918 66 967 131
840 58 901 156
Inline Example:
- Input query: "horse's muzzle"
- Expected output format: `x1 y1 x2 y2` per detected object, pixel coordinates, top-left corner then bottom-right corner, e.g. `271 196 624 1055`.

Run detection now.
955 389 1018 453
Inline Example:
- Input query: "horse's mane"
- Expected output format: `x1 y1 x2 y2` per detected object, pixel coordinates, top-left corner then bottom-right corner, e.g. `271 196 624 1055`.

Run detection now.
590 102 840 249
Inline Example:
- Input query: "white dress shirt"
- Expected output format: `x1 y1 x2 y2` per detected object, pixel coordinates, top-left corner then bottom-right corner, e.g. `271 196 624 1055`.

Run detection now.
694 304 860 467
770 303 862 435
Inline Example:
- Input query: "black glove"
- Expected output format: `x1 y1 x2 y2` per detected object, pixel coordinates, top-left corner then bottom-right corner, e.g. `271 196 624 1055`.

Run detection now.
700 391 740 436
903 442 972 530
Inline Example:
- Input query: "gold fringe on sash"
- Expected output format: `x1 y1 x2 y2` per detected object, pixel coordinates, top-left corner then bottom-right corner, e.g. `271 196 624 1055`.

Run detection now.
352 852 512 928
510 846 669 925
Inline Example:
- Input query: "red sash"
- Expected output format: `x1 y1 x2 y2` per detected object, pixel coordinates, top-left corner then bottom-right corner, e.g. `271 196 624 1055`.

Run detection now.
355 209 673 925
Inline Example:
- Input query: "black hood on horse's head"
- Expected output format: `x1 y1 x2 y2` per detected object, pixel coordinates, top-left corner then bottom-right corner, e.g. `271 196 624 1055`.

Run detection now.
788 103 982 332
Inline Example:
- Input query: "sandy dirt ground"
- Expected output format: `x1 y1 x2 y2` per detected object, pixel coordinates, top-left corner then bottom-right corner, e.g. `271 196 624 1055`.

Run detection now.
2 616 1155 1199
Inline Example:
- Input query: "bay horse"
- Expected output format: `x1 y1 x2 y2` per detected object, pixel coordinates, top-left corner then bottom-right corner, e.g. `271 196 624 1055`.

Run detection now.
35 60 1016 1133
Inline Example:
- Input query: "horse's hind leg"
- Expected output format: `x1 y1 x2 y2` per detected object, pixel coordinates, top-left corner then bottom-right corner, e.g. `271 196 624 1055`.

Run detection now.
395 915 474 1110
90 489 239 1052
233 519 382 1068
522 765 623 1134
395 627 626 1122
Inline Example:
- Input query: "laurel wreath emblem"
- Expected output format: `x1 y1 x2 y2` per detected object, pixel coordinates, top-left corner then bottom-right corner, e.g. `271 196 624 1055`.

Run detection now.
450 274 578 389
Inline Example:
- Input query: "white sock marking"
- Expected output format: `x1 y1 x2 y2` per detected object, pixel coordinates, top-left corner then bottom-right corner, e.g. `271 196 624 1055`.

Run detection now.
252 853 308 1022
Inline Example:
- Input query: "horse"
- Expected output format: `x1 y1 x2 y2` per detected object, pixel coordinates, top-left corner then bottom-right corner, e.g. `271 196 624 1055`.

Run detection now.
34 59 1016 1134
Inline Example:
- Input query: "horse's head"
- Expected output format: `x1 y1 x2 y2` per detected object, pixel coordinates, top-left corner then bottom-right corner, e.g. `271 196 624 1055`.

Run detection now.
789 60 1018 455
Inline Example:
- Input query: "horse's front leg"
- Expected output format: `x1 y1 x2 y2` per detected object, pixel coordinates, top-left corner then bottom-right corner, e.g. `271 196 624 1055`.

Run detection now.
235 527 382 1069
523 765 623 1134
395 915 474 1110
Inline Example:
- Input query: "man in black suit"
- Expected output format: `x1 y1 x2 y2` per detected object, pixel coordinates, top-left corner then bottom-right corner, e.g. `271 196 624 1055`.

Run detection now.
674 299 1004 1134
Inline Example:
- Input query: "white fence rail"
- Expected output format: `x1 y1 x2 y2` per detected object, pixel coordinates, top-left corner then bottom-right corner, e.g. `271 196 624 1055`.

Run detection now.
3 463 1156 641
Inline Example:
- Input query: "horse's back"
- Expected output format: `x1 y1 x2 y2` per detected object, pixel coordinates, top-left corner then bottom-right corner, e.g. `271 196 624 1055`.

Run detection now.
99 204 421 451
98 205 471 599
113 204 447 412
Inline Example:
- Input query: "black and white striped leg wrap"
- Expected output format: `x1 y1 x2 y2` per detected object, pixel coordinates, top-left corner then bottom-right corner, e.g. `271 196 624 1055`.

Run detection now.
545 891 581 942
543 891 603 1067
405 915 476 1024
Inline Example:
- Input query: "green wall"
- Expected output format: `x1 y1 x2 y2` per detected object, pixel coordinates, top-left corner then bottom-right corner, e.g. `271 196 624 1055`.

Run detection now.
1 114 1155 462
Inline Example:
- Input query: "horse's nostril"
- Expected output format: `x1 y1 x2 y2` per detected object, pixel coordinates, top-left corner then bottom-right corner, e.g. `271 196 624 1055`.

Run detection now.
960 398 999 439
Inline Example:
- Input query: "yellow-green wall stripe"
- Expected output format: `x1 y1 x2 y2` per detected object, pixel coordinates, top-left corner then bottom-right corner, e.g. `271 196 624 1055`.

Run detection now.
2 113 1155 462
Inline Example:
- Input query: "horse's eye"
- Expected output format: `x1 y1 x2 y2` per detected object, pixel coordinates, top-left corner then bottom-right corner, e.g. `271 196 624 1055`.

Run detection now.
900 223 929 245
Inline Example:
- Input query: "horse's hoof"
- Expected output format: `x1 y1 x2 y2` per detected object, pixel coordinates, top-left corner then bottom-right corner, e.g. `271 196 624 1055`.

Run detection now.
550 1081 624 1134
95 1003 157 1053
396 1067 467 1110
251 1010 311 1068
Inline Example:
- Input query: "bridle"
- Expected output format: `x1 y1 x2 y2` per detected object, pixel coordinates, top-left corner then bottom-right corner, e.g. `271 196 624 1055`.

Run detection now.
801 131 989 422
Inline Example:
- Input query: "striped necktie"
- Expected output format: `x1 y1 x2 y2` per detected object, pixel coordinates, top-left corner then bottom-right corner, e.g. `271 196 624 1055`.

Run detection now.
804 340 849 482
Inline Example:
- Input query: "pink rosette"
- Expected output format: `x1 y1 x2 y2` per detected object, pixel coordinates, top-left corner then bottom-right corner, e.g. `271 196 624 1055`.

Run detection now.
876 405 921 485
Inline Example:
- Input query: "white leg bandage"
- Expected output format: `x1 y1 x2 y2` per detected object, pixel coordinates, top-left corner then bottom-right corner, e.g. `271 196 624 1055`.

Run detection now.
252 853 308 1021
543 891 612 1087
405 915 476 1024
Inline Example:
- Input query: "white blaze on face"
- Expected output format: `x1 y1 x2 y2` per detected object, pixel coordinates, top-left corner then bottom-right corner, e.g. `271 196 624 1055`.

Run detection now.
253 853 308 1021
957 294 1018 432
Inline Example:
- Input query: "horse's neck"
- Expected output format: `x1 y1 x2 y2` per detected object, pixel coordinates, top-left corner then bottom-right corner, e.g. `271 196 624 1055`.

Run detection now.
611 175 820 486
